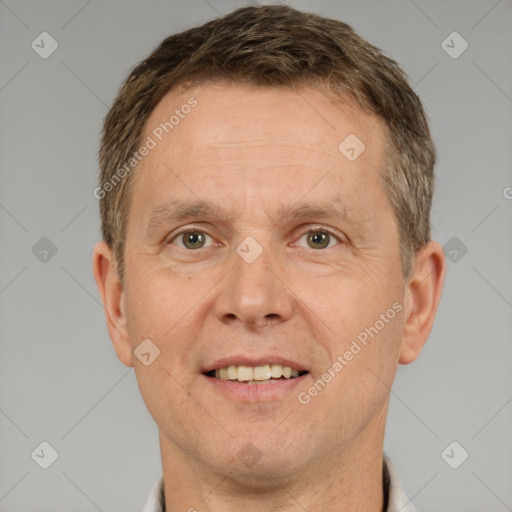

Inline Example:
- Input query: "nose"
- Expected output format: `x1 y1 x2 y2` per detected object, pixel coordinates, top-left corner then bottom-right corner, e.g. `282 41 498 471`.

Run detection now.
213 238 294 329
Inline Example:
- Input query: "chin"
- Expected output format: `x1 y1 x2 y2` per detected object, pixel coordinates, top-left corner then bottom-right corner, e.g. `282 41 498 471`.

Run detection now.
205 433 311 484
217 454 306 489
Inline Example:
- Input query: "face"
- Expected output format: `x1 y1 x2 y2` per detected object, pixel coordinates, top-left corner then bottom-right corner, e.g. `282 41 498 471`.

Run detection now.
113 84 409 480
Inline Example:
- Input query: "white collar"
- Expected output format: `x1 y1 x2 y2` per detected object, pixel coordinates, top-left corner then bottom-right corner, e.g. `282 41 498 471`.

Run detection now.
142 473 165 512
143 453 419 512
383 454 419 512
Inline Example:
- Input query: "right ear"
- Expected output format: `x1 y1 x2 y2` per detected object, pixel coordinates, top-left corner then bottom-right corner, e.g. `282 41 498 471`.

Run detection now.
92 241 133 367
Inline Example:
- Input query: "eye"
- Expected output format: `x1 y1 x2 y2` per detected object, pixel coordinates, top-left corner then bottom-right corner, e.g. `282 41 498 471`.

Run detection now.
295 229 342 250
170 229 214 250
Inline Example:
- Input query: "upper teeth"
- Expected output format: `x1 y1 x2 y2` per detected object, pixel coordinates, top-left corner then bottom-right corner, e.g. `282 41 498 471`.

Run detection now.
214 364 300 382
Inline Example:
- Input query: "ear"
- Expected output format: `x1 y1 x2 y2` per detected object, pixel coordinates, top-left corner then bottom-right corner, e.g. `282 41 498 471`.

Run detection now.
399 241 446 364
92 241 133 367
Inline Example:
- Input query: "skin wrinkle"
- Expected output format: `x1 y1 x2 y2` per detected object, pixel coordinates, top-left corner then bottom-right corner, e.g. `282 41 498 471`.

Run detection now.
93 83 445 512
145 198 369 245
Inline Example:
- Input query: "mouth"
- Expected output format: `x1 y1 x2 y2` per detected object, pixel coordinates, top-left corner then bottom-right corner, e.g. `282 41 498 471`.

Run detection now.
204 364 309 384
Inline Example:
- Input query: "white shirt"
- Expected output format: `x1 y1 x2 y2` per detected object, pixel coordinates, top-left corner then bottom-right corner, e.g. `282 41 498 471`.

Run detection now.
384 454 419 512
142 453 418 512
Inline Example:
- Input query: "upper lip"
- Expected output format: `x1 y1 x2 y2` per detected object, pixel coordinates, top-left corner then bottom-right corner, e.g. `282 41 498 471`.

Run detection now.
203 356 308 373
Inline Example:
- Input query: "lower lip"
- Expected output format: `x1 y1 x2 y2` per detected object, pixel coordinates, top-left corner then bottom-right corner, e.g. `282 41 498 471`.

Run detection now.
203 374 308 402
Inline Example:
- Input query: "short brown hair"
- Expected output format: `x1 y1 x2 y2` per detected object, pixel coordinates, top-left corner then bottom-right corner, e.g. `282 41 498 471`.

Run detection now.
98 5 435 282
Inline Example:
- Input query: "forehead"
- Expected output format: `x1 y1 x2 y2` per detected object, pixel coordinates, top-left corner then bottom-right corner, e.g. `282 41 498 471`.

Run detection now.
145 83 383 160
136 83 386 185
129 83 391 235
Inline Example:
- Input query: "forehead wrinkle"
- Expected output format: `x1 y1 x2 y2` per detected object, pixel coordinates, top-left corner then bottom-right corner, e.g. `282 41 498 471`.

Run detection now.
203 139 336 154
273 200 369 230
146 197 368 235
147 198 231 232
191 139 339 166
190 163 335 173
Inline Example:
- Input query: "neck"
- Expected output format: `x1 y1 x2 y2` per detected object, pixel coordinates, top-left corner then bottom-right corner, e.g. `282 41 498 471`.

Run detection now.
159 410 387 512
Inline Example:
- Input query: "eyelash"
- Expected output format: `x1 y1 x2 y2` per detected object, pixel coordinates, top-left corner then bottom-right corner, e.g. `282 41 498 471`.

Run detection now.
166 226 344 251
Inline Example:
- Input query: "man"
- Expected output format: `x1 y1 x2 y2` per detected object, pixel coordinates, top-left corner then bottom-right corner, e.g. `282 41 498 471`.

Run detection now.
93 5 445 511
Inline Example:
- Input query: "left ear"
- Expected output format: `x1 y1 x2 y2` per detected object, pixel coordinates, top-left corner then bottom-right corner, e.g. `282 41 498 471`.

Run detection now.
399 241 446 364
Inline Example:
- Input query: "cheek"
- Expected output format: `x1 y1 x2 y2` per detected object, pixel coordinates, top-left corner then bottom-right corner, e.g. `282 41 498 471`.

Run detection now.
124 265 192 337
299 271 391 336
121 278 192 393
124 272 199 418
308 273 404 382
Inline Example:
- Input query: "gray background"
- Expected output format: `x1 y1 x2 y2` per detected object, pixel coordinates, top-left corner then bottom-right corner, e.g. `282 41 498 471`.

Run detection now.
1 0 511 511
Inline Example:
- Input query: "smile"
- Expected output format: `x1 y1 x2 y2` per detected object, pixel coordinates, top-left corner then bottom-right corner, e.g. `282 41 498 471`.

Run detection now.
206 364 309 384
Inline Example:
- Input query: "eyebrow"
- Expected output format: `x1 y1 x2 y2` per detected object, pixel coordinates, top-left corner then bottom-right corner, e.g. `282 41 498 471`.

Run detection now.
146 198 365 234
